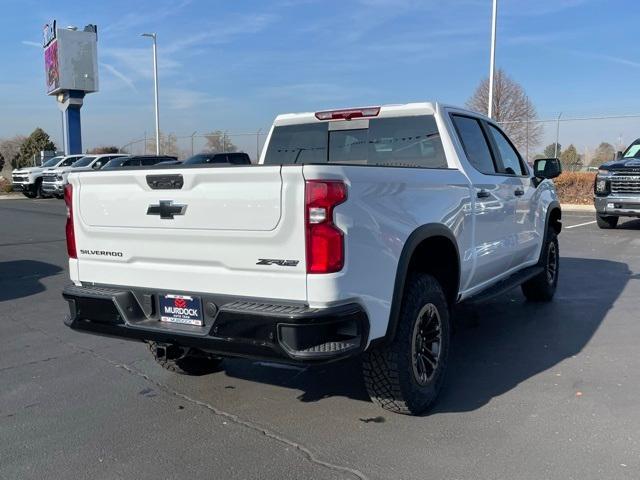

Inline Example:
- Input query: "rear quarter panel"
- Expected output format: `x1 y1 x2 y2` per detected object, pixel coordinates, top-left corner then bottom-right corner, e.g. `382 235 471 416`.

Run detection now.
303 164 473 341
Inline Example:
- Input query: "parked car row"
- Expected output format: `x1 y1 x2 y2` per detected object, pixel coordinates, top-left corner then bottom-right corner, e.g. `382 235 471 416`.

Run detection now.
12 152 251 199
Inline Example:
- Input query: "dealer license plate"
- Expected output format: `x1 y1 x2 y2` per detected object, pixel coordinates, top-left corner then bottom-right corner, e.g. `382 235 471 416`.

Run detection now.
159 294 204 326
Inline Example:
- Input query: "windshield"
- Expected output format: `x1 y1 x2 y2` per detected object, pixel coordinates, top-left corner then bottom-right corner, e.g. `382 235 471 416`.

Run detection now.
59 156 83 167
72 156 96 168
104 158 125 168
183 154 211 165
263 115 447 168
41 156 64 167
623 141 640 159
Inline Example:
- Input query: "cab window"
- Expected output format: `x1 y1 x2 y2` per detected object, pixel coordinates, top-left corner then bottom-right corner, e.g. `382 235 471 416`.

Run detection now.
451 115 497 175
487 124 526 175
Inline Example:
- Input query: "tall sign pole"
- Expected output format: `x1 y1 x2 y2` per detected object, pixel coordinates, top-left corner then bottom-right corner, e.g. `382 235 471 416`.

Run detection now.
43 21 98 154
488 0 498 119
142 33 160 155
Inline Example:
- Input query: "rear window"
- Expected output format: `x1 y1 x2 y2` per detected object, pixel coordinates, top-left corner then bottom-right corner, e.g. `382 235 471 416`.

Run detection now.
264 115 447 168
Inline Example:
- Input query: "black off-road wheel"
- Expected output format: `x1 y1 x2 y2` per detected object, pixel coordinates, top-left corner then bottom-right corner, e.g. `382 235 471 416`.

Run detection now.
521 229 559 301
363 273 450 415
147 342 223 375
596 214 618 229
22 190 36 199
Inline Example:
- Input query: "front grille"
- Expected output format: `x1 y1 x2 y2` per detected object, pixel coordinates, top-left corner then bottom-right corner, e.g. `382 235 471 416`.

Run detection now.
42 172 57 181
12 175 28 183
611 175 640 194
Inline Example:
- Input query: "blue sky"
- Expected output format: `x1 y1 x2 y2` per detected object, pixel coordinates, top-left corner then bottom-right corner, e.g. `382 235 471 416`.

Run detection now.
1 0 640 153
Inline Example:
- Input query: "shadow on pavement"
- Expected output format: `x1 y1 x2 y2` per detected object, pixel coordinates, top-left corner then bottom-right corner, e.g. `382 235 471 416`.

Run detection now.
219 257 628 413
618 218 640 230
0 260 62 302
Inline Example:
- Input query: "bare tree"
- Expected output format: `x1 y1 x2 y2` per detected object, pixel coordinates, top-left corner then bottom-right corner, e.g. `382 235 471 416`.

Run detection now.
0 135 27 177
591 142 615 166
87 146 120 154
466 69 543 157
203 130 238 154
145 132 180 158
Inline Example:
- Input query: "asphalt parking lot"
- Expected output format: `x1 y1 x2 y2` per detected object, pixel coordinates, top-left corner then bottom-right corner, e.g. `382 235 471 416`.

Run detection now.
1 198 639 480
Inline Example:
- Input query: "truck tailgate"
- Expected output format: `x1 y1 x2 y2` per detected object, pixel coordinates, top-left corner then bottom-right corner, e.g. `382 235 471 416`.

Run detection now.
71 166 307 301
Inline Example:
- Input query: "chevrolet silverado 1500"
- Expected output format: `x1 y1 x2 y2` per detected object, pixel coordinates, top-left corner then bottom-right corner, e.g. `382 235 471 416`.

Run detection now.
62 102 562 414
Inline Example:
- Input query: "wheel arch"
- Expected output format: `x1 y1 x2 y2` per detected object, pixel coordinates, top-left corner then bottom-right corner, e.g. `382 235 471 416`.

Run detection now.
374 223 460 347
547 201 562 235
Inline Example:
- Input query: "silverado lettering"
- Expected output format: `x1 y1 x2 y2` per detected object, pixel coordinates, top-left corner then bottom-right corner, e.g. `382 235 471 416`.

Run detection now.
79 249 124 257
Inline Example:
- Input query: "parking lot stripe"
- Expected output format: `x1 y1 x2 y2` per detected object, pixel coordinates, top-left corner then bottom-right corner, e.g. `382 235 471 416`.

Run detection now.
565 220 597 229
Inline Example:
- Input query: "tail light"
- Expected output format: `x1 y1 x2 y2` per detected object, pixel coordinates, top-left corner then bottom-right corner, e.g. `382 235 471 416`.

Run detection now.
315 107 380 121
64 184 77 259
305 180 347 274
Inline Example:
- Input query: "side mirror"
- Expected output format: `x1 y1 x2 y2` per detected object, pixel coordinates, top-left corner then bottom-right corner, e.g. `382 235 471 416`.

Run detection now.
616 151 623 160
533 158 562 179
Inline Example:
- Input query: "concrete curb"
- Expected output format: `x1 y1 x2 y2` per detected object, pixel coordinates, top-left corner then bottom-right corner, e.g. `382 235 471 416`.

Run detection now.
561 204 595 212
0 194 24 201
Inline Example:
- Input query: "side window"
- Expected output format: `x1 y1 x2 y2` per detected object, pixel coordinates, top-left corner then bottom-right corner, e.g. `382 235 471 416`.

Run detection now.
487 124 525 175
141 158 159 166
451 115 496 175
124 159 141 167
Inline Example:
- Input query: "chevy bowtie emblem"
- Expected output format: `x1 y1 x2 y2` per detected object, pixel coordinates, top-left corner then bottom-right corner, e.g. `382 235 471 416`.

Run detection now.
147 200 187 219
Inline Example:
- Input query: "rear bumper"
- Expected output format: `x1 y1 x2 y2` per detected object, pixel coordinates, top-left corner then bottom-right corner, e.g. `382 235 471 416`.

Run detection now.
594 195 640 217
62 285 369 364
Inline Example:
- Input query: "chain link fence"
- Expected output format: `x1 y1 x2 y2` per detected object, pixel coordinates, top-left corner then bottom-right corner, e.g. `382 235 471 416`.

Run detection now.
499 114 640 171
119 114 640 169
120 131 269 162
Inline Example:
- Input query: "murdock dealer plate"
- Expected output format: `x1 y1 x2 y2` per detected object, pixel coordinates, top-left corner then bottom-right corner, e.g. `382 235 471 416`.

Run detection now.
159 294 203 326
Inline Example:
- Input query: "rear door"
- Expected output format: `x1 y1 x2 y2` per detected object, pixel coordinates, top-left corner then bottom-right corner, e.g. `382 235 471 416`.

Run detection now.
72 166 308 301
450 114 519 289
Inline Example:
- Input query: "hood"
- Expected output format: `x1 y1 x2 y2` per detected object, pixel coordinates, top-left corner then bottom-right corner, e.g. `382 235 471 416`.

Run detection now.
13 166 44 174
600 158 640 172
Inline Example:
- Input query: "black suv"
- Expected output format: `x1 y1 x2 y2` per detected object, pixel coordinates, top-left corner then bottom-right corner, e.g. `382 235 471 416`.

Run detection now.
594 138 640 228
103 155 178 169
182 152 251 166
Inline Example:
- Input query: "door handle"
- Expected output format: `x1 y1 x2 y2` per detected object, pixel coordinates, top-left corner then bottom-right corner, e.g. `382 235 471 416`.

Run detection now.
477 189 490 199
514 189 525 196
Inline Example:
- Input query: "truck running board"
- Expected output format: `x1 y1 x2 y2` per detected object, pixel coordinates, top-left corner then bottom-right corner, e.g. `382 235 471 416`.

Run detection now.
463 265 544 305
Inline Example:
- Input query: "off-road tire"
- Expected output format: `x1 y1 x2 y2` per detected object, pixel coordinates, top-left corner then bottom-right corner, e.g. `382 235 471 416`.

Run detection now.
363 273 450 415
147 342 223 375
596 214 618 229
22 190 36 199
521 229 559 301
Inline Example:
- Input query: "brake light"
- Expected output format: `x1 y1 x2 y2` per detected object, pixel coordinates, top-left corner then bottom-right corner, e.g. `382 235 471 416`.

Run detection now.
314 107 380 121
64 184 77 259
305 180 347 273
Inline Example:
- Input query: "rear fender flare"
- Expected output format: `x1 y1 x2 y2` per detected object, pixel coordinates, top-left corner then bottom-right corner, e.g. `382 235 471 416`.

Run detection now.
375 223 460 347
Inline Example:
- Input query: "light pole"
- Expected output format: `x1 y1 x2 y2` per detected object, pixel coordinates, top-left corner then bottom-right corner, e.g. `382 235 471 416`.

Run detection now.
487 0 498 119
142 32 160 154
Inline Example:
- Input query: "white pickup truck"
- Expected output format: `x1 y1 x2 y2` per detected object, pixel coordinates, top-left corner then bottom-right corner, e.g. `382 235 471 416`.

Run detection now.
42 154 127 198
62 103 562 414
12 154 84 198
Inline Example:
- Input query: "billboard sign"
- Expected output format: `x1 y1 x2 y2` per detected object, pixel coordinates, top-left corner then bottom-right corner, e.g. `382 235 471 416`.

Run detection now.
42 21 99 95
44 39 60 94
